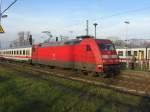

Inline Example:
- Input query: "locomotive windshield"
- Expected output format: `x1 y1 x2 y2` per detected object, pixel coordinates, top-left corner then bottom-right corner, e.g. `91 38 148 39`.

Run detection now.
98 43 115 51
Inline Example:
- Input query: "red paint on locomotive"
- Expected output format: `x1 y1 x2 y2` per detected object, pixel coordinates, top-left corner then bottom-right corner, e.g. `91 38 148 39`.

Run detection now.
32 36 120 75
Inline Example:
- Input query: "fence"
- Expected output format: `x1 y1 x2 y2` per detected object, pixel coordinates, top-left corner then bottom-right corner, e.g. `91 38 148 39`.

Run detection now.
120 59 150 71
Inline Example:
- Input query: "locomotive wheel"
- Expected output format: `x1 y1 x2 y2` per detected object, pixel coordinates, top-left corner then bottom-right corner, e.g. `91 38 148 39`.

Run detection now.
82 70 88 76
72 69 79 75
93 72 107 78
112 69 120 76
50 66 55 69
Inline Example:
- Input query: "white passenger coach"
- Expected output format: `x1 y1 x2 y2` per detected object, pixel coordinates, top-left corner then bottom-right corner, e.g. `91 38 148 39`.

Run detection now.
0 46 32 61
116 48 150 62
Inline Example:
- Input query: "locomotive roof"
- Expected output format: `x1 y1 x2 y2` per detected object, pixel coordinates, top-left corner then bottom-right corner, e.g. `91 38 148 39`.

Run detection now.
0 45 32 50
40 39 82 47
39 37 113 47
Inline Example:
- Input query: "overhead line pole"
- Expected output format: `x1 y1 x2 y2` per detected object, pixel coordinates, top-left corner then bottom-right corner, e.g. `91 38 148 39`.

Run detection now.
0 0 18 25
0 0 2 25
0 0 2 48
86 20 89 36
0 0 18 49
124 21 130 69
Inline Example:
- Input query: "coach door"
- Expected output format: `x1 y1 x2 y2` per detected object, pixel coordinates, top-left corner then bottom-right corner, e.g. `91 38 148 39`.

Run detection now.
32 45 39 63
148 50 150 59
138 50 144 60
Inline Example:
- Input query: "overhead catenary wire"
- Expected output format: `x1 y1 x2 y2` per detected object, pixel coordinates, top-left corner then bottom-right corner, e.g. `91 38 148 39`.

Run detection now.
100 6 150 20
1 0 18 14
64 5 150 29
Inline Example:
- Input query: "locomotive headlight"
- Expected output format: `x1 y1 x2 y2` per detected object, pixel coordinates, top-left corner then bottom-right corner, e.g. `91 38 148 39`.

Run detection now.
97 64 103 68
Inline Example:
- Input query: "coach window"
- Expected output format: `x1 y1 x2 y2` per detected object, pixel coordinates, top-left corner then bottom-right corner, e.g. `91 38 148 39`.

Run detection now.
148 50 150 59
20 51 22 55
127 51 132 56
134 51 137 56
86 45 91 51
23 50 25 55
26 50 28 56
118 51 123 56
29 50 31 55
26 50 29 56
17 51 19 55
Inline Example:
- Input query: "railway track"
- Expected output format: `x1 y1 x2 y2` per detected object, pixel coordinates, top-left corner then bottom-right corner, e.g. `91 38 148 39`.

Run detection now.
1 60 150 98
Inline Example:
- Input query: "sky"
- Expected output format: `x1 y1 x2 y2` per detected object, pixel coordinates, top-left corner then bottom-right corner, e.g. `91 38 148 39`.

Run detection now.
0 0 150 46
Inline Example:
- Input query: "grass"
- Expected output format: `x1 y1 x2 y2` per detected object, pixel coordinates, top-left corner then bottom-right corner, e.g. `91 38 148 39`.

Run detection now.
0 64 150 112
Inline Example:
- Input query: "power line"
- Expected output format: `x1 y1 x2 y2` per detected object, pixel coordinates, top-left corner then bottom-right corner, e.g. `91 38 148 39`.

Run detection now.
2 0 18 14
100 6 150 20
63 6 150 31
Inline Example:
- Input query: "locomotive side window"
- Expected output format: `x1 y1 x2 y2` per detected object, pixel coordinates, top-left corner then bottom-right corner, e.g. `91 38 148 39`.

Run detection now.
86 45 91 51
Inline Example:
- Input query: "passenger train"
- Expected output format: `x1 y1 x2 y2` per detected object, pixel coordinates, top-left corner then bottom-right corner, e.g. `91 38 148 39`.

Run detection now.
116 48 150 62
0 36 120 76
0 46 32 61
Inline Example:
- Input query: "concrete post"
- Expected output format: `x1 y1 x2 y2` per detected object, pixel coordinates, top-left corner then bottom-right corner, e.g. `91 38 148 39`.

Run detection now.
140 60 143 70
149 60 150 71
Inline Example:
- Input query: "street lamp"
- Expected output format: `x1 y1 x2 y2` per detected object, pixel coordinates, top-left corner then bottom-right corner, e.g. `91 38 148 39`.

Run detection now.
93 23 98 39
0 0 18 25
124 21 130 68
2 15 8 18
42 31 53 38
0 0 18 49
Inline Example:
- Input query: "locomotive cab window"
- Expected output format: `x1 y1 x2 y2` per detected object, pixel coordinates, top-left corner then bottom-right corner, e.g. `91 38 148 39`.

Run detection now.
86 45 91 51
98 43 115 51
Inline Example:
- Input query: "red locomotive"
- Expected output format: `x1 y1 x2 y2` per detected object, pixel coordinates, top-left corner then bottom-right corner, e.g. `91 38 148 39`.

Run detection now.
0 36 120 76
32 36 120 76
